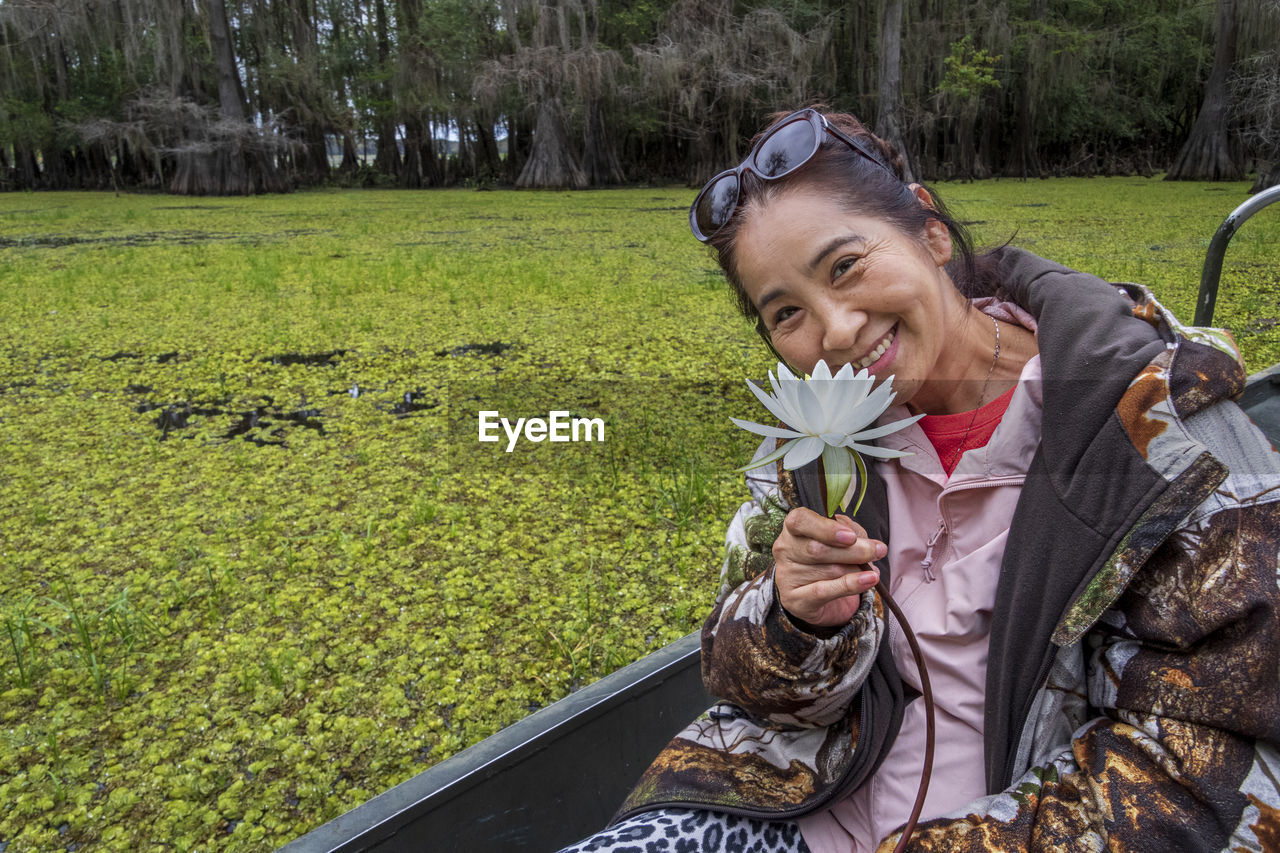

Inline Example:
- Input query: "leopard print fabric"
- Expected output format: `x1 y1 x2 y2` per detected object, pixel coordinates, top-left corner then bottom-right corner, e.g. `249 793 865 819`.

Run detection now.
556 808 811 853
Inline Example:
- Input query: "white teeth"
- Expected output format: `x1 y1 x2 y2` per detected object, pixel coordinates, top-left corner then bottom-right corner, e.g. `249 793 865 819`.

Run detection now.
855 329 895 369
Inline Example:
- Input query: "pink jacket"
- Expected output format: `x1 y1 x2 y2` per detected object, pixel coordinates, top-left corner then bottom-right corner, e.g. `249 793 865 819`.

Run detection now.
799 302 1042 852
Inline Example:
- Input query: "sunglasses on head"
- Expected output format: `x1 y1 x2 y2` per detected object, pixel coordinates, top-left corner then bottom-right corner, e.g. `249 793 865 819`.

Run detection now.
689 109 894 243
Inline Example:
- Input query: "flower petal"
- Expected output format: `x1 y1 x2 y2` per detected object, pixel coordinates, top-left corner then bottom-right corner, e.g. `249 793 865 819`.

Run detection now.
847 413 924 441
805 379 838 432
736 439 797 472
854 378 899 425
746 378 799 428
844 441 915 459
791 379 826 435
774 368 810 431
782 435 826 470
730 418 804 440
826 373 874 432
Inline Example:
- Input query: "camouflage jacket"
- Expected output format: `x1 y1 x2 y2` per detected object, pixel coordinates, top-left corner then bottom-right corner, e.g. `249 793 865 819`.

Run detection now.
618 248 1280 851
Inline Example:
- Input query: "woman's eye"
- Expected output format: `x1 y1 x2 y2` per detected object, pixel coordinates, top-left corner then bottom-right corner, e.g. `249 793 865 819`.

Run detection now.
773 306 798 326
833 257 859 279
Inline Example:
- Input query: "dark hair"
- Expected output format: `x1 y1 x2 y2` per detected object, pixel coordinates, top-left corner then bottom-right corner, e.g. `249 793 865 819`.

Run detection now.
707 108 1000 339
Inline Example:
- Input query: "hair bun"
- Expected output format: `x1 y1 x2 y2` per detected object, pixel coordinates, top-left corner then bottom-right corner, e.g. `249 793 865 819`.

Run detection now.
821 110 906 181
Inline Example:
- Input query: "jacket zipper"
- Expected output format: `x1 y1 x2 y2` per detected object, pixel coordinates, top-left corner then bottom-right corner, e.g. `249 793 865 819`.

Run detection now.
919 475 1025 583
920 520 945 582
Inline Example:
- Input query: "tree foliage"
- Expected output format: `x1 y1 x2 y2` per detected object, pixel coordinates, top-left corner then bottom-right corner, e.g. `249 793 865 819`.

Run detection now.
0 0 1274 193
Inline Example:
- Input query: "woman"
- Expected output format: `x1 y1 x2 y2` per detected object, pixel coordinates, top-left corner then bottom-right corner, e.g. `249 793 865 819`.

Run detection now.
560 108 1280 852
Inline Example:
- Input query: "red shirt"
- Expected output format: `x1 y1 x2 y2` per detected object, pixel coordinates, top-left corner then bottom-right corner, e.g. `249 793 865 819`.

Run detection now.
918 385 1017 476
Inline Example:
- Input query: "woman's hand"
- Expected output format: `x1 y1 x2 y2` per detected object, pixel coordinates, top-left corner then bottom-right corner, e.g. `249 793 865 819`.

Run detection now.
773 508 885 629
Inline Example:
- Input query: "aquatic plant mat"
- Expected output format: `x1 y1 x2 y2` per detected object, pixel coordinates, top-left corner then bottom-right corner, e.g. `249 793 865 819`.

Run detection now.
2 181 1276 851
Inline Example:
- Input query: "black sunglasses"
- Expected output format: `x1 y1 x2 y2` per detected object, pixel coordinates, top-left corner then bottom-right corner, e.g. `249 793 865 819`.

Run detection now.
689 109 894 243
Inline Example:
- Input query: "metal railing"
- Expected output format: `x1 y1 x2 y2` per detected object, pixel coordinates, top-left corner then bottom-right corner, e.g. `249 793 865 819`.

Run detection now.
1194 184 1280 327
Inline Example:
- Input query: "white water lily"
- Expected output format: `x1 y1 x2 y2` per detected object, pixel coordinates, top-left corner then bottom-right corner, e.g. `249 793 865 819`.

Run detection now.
732 359 922 516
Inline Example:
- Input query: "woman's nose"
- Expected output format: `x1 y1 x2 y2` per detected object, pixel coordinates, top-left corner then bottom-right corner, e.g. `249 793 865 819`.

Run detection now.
821 306 868 353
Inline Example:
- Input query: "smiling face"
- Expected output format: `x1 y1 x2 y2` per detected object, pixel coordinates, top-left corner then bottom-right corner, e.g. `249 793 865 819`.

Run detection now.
734 185 978 414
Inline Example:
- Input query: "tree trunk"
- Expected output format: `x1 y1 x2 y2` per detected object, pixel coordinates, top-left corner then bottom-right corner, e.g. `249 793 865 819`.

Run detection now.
517 97 586 188
401 117 424 188
14 145 41 189
340 131 360 173
1010 0 1046 179
40 146 69 189
505 114 530 184
208 0 247 122
1166 0 1244 181
874 0 915 181
473 115 502 181
375 121 402 178
87 140 115 190
956 107 976 182
420 131 443 186
582 100 623 185
399 116 444 188
170 0 287 195
301 121 330 183
1253 157 1279 192
373 0 401 178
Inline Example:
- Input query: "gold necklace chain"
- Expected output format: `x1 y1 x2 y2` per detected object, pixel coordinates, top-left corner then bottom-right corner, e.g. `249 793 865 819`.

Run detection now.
947 314 1001 472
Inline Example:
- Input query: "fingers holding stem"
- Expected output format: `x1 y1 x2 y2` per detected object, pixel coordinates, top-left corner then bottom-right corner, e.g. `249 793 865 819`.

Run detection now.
773 508 885 629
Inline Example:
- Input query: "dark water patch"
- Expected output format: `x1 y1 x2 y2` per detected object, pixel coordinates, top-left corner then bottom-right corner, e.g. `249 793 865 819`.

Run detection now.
0 231 237 249
262 349 347 367
124 383 154 394
102 350 179 363
140 399 325 445
1242 317 1279 336
1 379 36 393
225 408 268 438
241 226 331 239
324 384 438 416
389 390 436 416
144 404 225 437
435 342 513 357
280 409 324 433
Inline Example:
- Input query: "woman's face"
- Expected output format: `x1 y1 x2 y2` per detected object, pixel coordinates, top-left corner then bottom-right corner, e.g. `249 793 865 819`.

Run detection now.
734 186 965 411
